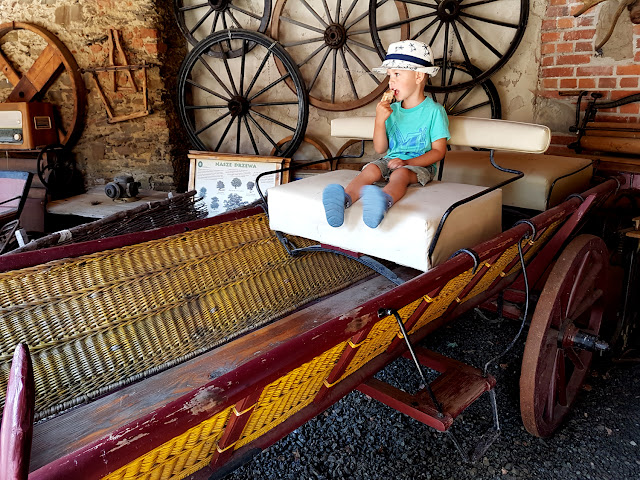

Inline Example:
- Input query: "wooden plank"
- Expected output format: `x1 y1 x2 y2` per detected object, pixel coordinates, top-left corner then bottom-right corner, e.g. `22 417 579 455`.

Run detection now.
7 45 62 103
584 122 640 138
46 186 169 218
30 269 413 470
0 48 21 86
579 136 640 155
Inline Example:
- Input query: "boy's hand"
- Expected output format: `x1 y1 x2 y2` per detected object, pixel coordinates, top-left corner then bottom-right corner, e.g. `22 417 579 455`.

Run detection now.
375 99 392 122
387 158 405 169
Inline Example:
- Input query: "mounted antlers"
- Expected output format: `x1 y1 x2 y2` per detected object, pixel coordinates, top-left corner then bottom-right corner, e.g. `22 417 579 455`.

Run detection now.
574 0 640 51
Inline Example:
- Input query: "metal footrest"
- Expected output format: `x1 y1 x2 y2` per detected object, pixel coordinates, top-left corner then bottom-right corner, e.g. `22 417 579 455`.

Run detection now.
357 347 496 432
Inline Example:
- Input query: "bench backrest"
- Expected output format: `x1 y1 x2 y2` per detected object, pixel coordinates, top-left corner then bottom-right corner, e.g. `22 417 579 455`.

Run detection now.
331 116 551 154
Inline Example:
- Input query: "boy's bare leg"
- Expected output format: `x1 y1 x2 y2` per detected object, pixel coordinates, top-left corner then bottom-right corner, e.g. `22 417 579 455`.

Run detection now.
382 168 418 204
345 164 384 203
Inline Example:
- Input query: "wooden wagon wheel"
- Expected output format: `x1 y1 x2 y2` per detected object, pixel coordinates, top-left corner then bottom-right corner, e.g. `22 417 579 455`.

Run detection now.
271 0 409 111
174 0 271 58
427 59 501 118
270 134 333 172
369 0 529 92
177 30 308 157
520 235 610 438
0 22 86 147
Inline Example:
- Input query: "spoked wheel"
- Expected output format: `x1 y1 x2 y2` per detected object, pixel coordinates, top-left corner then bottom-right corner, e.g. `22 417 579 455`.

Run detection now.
369 0 529 92
37 144 75 193
520 235 610 438
426 60 501 118
177 30 308 157
271 0 408 111
271 135 333 177
0 22 86 146
174 0 272 57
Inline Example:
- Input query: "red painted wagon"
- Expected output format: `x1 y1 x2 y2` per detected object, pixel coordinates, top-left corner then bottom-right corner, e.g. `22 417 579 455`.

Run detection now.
0 117 627 479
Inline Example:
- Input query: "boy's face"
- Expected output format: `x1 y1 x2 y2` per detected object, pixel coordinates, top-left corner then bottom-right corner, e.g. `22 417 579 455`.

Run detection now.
387 69 426 101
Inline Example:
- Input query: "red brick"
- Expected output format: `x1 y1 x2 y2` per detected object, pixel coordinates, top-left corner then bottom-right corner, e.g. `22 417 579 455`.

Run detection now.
560 78 577 89
577 17 594 27
570 4 594 15
576 65 613 76
611 90 640 99
598 77 617 89
620 77 639 88
578 78 596 88
542 32 562 43
140 28 158 39
131 38 144 48
634 24 640 35
543 78 558 89
547 5 569 16
550 135 576 146
542 56 555 66
556 54 591 65
635 51 640 63
557 42 574 53
557 17 575 29
575 41 593 52
542 19 557 31
563 29 596 41
550 0 566 5
541 43 556 54
618 103 640 114
90 44 103 53
542 66 575 77
617 64 640 75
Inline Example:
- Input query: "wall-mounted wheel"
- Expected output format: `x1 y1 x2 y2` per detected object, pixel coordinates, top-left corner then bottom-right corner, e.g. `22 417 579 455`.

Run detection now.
369 0 529 92
426 60 501 118
520 235 610 438
0 22 86 147
271 0 408 111
177 30 308 157
174 0 272 57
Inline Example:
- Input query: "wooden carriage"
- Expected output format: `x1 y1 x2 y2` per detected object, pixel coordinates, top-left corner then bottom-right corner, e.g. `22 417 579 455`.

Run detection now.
0 117 624 479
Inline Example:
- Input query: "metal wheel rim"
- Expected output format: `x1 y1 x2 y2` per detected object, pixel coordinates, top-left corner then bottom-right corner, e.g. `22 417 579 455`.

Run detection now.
426 59 501 118
0 22 86 147
520 235 608 438
174 0 272 58
177 29 309 157
369 0 529 92
271 134 333 171
271 0 409 111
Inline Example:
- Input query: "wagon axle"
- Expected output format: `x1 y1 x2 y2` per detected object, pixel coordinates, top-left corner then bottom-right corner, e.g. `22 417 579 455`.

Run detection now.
558 323 609 353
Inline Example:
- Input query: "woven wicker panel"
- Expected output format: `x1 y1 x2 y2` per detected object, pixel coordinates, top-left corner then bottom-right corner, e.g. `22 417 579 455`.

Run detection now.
506 220 562 276
337 299 422 382
100 406 232 480
0 214 370 418
408 270 475 334
462 245 519 303
236 342 348 448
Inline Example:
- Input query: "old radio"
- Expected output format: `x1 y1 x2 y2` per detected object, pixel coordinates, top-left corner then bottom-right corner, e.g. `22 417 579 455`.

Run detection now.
0 102 58 150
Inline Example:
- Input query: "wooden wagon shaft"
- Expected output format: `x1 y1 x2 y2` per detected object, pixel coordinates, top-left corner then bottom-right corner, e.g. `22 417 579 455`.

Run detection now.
578 135 640 154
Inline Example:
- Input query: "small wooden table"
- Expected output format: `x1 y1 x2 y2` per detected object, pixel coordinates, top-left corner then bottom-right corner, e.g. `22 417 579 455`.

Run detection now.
47 186 170 219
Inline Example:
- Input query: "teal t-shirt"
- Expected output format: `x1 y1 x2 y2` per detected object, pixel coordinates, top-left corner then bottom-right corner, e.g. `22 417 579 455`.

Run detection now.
385 97 450 161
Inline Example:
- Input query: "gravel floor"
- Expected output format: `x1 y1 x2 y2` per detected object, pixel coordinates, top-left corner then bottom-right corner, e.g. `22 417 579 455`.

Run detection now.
224 311 640 480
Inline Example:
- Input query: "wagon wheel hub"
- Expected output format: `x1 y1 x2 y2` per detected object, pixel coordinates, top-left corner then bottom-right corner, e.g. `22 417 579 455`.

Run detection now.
227 95 249 117
324 24 347 49
557 321 609 354
437 0 461 21
208 0 230 11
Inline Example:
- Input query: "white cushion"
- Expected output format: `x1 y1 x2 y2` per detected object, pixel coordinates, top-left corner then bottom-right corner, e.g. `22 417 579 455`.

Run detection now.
331 116 551 154
267 170 502 271
442 151 593 210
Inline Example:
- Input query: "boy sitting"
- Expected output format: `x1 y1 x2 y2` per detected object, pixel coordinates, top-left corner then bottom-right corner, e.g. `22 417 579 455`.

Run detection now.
322 40 450 228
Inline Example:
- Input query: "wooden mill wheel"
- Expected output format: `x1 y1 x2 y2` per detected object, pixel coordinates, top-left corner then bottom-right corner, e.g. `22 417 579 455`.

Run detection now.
0 22 86 147
520 235 610 438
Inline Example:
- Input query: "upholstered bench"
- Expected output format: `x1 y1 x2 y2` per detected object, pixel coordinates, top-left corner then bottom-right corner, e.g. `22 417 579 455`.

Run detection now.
330 116 592 211
268 117 551 272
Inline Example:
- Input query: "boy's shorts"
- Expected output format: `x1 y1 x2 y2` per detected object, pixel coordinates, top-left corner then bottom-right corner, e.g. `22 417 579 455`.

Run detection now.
365 157 436 186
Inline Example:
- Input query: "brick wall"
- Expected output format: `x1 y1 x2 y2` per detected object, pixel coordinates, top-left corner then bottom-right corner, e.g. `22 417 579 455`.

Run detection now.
537 0 640 154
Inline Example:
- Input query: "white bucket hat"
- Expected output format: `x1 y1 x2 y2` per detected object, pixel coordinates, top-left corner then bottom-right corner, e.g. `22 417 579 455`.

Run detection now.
372 40 439 76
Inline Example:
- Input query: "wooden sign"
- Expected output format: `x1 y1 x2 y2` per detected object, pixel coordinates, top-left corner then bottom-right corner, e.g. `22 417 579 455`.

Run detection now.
188 151 290 217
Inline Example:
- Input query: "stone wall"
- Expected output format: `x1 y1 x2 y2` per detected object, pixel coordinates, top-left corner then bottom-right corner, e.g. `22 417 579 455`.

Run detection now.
0 0 189 191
